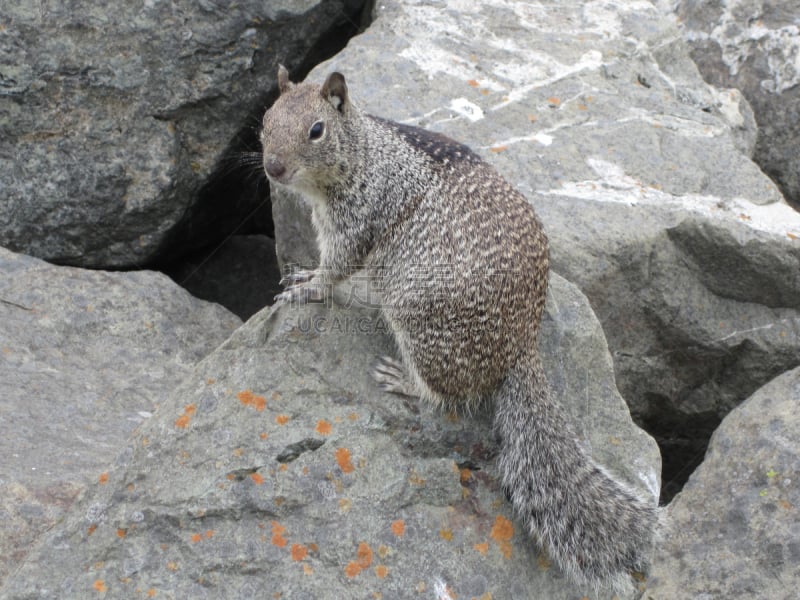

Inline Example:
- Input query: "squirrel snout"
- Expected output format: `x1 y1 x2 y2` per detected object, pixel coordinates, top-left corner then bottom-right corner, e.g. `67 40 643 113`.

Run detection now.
264 157 287 180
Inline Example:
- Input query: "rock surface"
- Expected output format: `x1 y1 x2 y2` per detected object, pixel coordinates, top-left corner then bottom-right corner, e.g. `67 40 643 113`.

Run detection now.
670 0 800 210
271 0 800 475
0 274 660 599
647 365 800 599
0 0 367 268
0 247 241 587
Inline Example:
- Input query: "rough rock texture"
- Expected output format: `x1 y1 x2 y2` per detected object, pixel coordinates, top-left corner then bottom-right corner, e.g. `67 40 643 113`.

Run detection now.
271 0 800 471
669 0 800 210
647 366 800 599
0 274 660 599
0 247 241 587
0 0 368 268
163 234 282 321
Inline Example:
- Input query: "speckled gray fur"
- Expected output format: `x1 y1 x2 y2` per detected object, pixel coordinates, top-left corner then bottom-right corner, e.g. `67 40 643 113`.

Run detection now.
260 66 657 591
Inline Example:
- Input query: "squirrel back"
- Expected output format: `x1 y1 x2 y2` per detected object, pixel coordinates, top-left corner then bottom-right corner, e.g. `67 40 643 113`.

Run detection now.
261 67 657 593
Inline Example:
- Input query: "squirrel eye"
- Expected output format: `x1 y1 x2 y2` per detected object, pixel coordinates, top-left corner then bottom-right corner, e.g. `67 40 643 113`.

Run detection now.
309 121 325 140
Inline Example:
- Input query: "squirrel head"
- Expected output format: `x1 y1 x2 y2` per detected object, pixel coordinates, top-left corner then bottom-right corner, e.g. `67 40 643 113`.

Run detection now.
260 66 356 200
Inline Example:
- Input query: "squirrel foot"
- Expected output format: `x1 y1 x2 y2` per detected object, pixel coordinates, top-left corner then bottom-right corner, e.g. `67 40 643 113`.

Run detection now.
372 356 419 397
274 269 326 304
279 268 316 288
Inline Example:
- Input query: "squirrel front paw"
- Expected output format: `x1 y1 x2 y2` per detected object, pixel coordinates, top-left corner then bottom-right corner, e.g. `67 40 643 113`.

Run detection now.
279 268 316 288
274 282 325 305
274 268 327 305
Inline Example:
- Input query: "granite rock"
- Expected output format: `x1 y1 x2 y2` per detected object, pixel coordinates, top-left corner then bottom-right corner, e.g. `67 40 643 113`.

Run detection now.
669 0 800 210
647 365 800 599
0 274 660 599
0 247 241 585
0 0 368 268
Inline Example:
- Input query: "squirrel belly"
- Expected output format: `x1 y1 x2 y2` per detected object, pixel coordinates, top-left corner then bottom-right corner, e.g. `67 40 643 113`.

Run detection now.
261 65 658 592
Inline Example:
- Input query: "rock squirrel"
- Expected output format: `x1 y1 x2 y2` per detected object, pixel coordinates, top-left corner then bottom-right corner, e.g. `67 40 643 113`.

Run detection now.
260 66 658 592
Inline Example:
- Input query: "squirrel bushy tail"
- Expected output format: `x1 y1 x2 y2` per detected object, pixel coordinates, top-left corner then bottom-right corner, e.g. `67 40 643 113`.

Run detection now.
493 350 657 591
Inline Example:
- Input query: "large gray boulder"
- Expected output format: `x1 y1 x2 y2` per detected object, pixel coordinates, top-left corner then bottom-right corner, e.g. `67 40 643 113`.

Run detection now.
669 0 800 210
0 247 241 586
271 0 800 483
647 365 800 598
0 273 660 599
0 0 368 268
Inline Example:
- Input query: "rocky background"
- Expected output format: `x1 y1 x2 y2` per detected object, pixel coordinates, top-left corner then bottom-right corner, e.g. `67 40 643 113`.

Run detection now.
1 0 798 598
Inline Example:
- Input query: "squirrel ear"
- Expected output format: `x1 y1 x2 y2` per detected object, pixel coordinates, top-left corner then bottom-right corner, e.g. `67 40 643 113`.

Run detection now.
277 65 292 94
321 72 348 112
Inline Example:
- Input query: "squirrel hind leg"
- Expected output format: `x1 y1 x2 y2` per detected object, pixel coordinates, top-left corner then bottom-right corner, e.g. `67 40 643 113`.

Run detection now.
372 355 420 397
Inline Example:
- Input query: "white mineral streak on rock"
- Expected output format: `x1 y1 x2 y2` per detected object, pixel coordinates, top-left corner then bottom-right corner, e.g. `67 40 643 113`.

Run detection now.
448 98 485 122
542 157 800 239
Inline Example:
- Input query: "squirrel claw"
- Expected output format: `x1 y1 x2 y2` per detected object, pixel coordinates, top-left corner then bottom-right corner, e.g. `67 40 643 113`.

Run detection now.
372 356 419 397
280 269 316 288
274 281 325 305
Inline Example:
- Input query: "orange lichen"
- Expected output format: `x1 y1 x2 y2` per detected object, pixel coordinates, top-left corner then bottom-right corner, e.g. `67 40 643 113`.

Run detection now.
175 404 196 428
250 473 265 485
271 521 288 547
490 515 514 559
547 96 561 106
238 390 267 411
166 561 178 572
467 79 479 87
347 412 359 421
98 472 109 485
344 562 362 578
308 543 319 553
439 528 453 541
315 419 332 435
459 468 472 483
87 524 97 535
474 542 489 555
291 543 308 561
93 579 107 593
147 589 157 598
260 432 268 440
191 533 202 543
276 414 290 425
490 145 507 153
116 528 126 538
375 565 389 579
335 448 355 473
390 520 405 537
357 542 373 568
205 530 214 539
344 542 374 578
490 515 513 542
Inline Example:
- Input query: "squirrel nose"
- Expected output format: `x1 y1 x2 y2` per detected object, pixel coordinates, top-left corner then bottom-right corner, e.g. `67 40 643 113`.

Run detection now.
265 157 286 179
